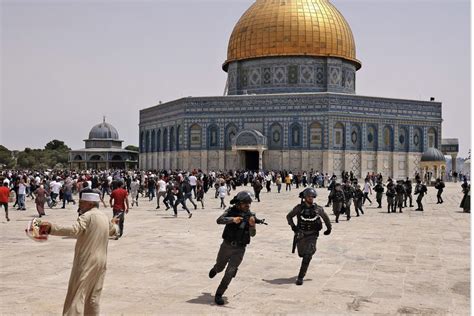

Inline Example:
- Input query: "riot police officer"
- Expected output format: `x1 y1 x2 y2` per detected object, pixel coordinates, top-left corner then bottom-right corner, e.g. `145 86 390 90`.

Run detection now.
394 180 406 213
414 179 428 211
329 183 345 223
434 178 445 204
342 180 355 221
403 177 414 208
287 188 331 286
209 191 264 305
386 181 396 213
374 181 384 208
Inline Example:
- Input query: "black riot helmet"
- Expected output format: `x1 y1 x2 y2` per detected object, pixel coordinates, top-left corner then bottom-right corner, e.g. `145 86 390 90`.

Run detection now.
230 191 253 205
299 187 317 199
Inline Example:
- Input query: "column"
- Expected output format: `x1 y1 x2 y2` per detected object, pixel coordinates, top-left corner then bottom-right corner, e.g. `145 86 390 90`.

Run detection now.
451 154 458 172
258 149 264 171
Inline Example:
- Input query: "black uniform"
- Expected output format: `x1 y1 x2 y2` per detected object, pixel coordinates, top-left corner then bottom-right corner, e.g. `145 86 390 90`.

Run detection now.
404 179 413 207
434 180 445 204
394 182 406 213
211 206 259 298
414 181 427 211
374 182 384 208
354 187 364 216
329 186 345 223
287 202 331 284
342 183 355 220
386 183 396 213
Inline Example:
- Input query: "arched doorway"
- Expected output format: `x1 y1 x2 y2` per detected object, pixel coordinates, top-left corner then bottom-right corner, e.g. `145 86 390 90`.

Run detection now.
232 129 268 170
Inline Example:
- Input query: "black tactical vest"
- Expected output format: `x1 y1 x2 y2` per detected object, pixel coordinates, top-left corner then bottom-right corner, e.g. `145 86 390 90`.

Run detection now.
222 207 252 245
297 204 323 232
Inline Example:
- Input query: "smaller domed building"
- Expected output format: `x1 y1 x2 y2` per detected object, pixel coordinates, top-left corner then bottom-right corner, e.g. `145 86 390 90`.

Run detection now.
420 147 446 184
69 118 138 170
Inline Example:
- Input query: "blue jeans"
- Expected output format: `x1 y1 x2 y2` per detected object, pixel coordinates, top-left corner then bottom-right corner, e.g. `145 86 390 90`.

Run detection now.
18 194 26 209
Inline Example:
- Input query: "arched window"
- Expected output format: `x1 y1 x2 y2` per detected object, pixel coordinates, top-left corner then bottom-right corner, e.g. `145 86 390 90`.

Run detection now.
398 127 408 151
269 123 283 149
163 128 168 151
90 155 102 161
225 123 238 150
350 124 361 150
176 125 181 151
333 122 344 148
170 126 175 151
290 123 302 147
157 129 161 152
428 127 437 148
366 125 377 150
73 155 83 161
151 130 156 152
145 131 150 153
208 125 219 148
413 127 423 152
383 126 393 151
309 122 323 148
189 124 202 149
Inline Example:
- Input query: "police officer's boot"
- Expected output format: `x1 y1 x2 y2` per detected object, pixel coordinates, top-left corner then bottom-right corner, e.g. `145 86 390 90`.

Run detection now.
209 268 217 279
296 257 311 285
335 215 339 223
214 294 224 305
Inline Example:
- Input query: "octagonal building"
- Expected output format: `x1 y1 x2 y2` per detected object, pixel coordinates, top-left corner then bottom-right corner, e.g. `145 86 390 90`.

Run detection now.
139 0 442 178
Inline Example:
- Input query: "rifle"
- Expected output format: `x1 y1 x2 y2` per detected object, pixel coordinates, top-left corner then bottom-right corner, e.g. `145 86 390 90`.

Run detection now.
292 233 297 253
239 213 268 229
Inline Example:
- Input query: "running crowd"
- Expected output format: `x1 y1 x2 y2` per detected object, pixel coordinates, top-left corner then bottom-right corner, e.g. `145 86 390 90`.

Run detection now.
0 169 470 223
0 167 470 313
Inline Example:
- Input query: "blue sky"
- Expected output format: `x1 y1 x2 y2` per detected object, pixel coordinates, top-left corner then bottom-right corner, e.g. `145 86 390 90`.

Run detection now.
1 0 471 157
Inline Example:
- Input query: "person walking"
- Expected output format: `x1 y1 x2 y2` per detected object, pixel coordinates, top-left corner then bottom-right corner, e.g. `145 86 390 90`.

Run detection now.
34 185 48 218
218 183 228 209
109 181 129 240
39 192 119 315
362 179 372 205
414 179 427 211
0 180 10 221
434 178 445 204
252 179 263 202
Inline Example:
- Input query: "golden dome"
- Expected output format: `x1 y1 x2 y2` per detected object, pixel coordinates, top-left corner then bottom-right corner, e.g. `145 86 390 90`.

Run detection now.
223 0 361 70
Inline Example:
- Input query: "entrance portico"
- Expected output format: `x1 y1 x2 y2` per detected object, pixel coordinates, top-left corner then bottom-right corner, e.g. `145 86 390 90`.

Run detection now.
232 129 267 170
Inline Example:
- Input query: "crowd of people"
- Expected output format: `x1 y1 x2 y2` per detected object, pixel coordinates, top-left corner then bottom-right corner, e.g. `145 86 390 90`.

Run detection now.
0 168 470 222
0 167 470 312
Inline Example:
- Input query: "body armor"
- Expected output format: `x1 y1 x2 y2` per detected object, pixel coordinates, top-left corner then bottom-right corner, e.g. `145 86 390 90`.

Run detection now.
222 207 253 245
297 204 323 232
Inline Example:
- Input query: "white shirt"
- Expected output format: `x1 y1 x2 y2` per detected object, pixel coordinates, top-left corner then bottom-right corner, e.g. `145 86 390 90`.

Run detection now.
363 182 371 193
18 183 27 195
218 186 228 198
189 176 197 186
157 180 167 192
50 181 62 194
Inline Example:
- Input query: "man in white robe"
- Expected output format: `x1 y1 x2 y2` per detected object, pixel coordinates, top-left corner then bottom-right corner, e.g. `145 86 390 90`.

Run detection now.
40 192 119 315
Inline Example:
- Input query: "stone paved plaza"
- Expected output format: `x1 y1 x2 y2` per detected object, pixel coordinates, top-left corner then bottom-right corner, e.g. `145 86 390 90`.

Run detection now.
0 182 470 315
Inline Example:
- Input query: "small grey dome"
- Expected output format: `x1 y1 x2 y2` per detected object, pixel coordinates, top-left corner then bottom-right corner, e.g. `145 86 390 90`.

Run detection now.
88 120 119 140
421 147 446 162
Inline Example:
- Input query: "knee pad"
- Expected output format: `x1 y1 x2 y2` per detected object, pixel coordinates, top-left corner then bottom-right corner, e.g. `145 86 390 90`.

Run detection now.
227 266 238 278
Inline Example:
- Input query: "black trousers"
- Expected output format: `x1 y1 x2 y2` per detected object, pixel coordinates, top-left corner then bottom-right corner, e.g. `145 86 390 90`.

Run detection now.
437 189 443 203
213 241 246 295
363 192 372 204
416 194 424 210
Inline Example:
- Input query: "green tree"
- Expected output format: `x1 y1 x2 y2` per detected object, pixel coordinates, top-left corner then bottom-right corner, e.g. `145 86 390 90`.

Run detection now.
0 145 15 168
45 140 70 151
